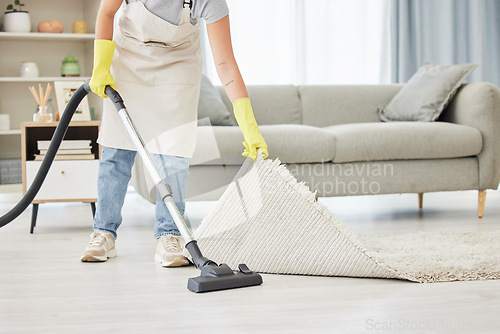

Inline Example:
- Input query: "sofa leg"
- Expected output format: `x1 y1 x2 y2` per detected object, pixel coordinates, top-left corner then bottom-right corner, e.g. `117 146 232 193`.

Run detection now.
418 193 423 209
478 190 486 218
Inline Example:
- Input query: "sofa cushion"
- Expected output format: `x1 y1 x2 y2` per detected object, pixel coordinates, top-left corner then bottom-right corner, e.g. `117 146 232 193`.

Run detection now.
198 74 236 126
377 63 479 122
193 124 336 165
217 86 302 125
299 85 403 127
323 122 482 163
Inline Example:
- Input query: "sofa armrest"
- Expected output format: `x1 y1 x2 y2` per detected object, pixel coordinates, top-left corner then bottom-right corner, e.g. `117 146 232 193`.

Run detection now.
441 82 500 189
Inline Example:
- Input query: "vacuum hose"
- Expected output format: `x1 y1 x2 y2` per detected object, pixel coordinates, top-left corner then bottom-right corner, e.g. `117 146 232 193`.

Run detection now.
0 81 92 229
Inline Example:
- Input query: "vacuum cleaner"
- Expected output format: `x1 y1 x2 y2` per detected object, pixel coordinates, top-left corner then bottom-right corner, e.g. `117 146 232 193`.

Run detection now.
0 81 263 294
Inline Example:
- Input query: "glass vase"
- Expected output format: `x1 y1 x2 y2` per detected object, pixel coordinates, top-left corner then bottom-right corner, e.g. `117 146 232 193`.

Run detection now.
33 106 53 123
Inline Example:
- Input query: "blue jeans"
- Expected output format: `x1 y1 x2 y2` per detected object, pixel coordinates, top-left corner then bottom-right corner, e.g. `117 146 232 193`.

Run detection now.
93 146 189 239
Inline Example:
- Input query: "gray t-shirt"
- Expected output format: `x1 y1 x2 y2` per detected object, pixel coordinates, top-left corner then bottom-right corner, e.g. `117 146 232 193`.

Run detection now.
126 0 229 25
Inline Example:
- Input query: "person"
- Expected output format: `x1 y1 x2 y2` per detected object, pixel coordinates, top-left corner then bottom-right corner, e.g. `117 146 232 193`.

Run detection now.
80 0 268 267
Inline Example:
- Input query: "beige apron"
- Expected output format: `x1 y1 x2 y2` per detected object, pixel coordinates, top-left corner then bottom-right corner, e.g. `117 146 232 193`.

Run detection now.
98 0 203 158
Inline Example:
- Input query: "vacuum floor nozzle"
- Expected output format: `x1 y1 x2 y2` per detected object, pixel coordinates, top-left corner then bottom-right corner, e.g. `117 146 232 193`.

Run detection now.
188 263 263 293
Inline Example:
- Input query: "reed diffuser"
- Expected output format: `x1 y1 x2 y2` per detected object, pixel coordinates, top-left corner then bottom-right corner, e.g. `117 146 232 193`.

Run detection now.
30 83 53 122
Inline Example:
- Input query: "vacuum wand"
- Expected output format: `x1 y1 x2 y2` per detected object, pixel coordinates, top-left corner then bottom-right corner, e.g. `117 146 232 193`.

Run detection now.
104 85 263 293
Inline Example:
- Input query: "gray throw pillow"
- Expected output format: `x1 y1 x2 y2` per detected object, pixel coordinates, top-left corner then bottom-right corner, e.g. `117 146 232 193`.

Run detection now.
198 74 236 126
377 62 479 122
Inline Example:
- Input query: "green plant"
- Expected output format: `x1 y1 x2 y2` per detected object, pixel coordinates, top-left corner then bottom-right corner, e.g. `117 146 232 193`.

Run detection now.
62 55 79 64
6 0 26 12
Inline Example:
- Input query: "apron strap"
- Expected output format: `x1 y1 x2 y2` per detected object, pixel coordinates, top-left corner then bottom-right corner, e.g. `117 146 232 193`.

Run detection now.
183 0 192 9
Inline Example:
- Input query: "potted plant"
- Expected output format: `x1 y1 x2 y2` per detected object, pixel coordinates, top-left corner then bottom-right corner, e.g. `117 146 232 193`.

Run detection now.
61 55 80 77
3 0 31 33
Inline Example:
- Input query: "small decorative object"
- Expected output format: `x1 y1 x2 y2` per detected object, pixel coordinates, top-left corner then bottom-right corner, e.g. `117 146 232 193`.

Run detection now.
37 98 56 120
72 20 87 34
61 55 80 77
54 81 91 121
19 61 39 77
37 20 64 33
0 114 10 131
3 0 31 33
29 83 53 123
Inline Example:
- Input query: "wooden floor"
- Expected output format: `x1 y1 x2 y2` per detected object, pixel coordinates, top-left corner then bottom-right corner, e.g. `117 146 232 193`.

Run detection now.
1 188 500 334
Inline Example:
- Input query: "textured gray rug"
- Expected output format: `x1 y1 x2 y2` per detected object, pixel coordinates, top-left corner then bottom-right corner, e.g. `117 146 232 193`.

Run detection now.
194 157 500 283
357 231 500 282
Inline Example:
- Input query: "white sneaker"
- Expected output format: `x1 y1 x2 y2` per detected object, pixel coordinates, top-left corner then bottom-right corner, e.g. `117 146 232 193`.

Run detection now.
80 231 117 262
155 235 190 267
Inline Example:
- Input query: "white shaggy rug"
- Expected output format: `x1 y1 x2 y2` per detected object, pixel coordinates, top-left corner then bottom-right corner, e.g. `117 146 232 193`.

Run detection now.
194 157 500 283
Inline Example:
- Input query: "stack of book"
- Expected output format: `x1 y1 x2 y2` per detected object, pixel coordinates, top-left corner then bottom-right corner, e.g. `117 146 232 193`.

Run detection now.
35 140 95 161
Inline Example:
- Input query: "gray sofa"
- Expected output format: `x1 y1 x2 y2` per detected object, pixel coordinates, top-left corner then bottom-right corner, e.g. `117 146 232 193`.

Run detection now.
132 82 500 217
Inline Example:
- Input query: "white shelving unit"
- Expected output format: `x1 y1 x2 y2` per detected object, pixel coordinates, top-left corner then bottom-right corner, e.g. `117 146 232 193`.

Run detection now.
0 31 95 41
0 130 22 135
0 0 100 166
0 76 91 83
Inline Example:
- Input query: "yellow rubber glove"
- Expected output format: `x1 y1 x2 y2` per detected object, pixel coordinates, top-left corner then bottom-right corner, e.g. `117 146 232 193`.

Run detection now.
89 39 117 98
233 97 269 161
